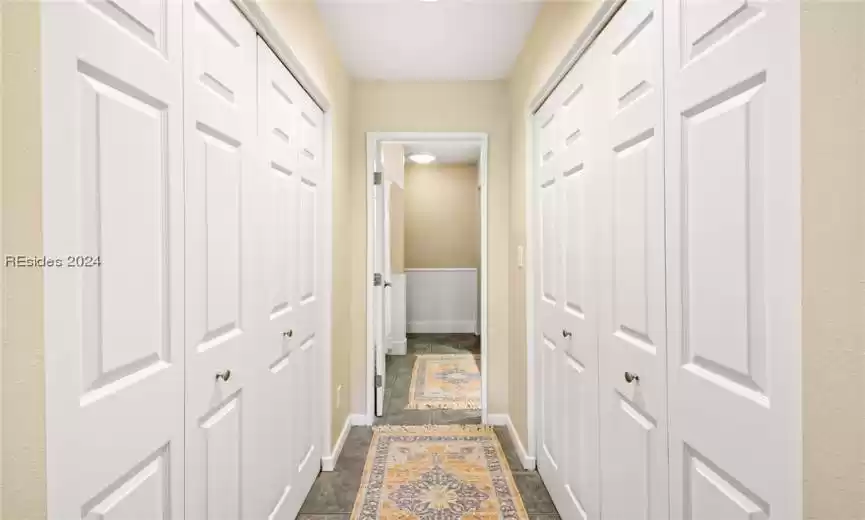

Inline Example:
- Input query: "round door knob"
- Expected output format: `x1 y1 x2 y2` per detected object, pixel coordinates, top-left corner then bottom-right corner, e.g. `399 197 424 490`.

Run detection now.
215 370 232 382
624 372 640 383
562 329 573 338
282 330 293 338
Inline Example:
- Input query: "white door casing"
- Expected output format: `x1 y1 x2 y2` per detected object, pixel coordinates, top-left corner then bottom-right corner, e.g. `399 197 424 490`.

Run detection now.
183 0 257 518
595 1 670 519
42 0 186 518
664 0 801 518
256 38 326 519
534 49 602 520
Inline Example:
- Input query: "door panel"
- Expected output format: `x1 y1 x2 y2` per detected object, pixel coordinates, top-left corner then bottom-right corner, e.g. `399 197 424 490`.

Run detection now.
184 1 257 519
42 1 185 518
597 1 669 519
257 39 325 519
534 54 601 520
202 396 242 520
665 0 800 518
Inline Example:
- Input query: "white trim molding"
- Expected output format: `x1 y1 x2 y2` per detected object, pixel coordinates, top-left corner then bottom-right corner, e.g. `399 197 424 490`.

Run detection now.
350 413 373 427
488 414 536 471
321 413 352 472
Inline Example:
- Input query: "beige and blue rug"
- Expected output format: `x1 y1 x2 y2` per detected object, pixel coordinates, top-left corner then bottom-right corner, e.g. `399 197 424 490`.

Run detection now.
406 354 481 410
351 425 528 519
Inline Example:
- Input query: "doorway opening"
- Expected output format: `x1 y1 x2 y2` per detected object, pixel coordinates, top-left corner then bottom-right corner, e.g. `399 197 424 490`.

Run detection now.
365 132 489 426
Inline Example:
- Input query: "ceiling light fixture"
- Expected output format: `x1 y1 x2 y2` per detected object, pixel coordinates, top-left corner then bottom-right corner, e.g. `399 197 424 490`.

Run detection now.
408 153 436 164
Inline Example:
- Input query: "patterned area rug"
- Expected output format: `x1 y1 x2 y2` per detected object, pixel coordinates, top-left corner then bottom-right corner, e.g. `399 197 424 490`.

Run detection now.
407 354 481 410
351 425 528 520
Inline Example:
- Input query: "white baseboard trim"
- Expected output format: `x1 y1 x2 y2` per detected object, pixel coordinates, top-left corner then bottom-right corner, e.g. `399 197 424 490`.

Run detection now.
351 412 372 426
390 338 407 355
487 414 536 471
487 413 509 426
322 414 352 472
408 320 477 334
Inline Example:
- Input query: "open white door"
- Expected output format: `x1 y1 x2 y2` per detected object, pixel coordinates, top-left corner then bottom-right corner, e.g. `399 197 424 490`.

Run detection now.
373 157 387 417
383 181 393 357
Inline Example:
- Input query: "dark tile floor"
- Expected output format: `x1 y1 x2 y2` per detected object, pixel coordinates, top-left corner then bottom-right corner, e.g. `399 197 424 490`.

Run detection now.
297 334 560 519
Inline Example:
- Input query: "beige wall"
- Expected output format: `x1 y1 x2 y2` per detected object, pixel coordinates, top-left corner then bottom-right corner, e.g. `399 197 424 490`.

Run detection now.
350 81 510 415
1 2 4 514
405 163 480 269
389 185 405 274
505 0 602 450
2 2 48 519
801 2 865 519
256 0 354 448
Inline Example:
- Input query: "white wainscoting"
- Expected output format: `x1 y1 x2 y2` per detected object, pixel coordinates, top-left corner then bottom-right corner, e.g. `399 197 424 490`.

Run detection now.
406 268 478 333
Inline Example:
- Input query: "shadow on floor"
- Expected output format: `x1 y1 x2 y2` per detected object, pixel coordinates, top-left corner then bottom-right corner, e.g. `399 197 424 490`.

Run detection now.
297 333 560 519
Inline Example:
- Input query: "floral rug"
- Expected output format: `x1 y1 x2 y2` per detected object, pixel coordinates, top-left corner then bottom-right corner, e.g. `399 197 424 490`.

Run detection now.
351 425 528 520
406 354 481 410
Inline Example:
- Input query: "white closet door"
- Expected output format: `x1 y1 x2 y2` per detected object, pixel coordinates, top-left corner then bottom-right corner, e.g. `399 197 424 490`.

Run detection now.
183 0 258 518
596 0 669 518
42 1 185 518
534 53 602 520
255 39 325 519
664 0 801 518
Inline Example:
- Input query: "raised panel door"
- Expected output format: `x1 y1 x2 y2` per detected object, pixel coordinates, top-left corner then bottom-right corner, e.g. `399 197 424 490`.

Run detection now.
183 0 257 518
596 1 670 518
664 0 801 518
42 1 185 518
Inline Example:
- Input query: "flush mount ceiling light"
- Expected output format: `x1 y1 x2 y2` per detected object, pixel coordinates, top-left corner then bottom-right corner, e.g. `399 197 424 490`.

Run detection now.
408 153 436 164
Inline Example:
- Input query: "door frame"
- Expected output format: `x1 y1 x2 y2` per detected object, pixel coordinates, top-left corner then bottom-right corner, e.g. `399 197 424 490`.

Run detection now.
365 132 490 425
233 0 335 470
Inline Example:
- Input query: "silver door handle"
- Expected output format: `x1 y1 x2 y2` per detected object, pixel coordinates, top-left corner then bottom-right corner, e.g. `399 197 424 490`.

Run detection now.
215 370 232 382
624 372 640 383
384 281 392 288
282 330 293 338
562 329 572 338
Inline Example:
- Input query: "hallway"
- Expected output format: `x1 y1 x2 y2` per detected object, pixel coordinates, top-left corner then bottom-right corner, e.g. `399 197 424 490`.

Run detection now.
298 335 560 518
5 0 861 519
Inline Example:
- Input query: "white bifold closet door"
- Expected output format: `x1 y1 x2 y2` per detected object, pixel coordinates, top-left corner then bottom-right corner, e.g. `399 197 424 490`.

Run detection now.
43 0 327 518
42 0 187 518
595 1 669 519
256 38 326 519
533 32 603 520
182 0 259 519
534 0 799 519
664 0 800 518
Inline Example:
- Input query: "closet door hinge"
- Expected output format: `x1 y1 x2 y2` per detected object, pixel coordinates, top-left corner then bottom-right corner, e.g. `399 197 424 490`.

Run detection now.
375 375 383 388
373 171 383 185
373 273 382 286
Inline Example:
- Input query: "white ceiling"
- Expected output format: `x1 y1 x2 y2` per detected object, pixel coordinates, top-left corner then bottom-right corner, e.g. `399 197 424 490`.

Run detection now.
403 141 481 164
316 0 542 80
